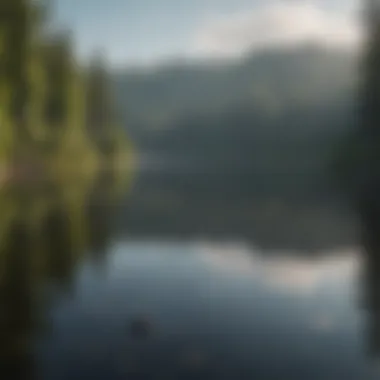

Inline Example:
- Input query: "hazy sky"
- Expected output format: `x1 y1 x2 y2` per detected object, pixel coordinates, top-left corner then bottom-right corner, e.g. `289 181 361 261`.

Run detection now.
51 0 360 67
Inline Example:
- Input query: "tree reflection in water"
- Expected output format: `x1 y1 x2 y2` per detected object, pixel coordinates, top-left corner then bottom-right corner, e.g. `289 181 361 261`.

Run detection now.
0 170 129 379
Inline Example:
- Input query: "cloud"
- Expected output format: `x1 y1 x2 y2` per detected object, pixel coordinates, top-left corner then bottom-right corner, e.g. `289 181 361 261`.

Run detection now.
260 255 356 295
198 243 358 296
198 242 259 276
190 0 362 59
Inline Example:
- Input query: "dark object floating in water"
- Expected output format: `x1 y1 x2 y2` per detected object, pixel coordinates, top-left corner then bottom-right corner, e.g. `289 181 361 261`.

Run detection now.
130 316 153 339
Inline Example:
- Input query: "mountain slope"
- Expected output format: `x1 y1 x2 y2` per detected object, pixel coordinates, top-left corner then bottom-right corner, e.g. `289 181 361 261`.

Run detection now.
113 44 357 136
112 45 358 200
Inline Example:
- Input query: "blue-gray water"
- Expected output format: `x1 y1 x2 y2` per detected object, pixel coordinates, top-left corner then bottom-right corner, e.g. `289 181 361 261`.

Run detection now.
38 243 375 380
1 168 380 379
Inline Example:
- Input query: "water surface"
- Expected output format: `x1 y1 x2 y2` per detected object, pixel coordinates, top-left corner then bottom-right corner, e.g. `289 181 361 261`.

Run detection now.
1 168 379 379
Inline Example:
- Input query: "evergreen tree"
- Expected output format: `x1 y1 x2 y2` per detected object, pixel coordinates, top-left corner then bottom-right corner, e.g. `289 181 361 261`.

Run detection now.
86 52 116 155
0 0 132 180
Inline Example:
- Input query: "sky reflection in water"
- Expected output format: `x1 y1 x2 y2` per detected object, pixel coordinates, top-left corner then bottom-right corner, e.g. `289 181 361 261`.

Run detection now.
36 240 380 380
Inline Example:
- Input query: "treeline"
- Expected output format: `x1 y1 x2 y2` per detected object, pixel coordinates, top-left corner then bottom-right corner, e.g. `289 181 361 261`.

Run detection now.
0 0 132 182
333 3 380 205
113 45 356 200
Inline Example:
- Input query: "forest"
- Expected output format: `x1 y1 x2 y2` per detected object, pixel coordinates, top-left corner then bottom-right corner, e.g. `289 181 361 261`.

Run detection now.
112 28 379 205
0 0 133 186
113 44 355 202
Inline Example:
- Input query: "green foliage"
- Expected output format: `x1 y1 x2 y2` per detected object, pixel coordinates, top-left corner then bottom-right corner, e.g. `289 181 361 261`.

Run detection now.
0 0 133 183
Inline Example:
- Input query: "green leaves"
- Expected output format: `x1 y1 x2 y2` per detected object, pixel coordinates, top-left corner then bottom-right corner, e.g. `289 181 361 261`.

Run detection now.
0 0 132 177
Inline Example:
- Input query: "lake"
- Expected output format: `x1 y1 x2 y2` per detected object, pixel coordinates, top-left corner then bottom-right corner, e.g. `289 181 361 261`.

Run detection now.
1 166 380 380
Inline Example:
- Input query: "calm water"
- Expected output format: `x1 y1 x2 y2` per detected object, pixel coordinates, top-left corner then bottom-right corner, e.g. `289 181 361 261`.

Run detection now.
1 167 380 379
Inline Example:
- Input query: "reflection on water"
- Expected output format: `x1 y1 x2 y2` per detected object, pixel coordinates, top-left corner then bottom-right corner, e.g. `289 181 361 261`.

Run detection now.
0 172 126 379
1 168 380 379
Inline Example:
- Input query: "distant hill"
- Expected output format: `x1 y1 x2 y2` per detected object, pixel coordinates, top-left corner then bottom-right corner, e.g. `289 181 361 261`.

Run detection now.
112 44 359 200
113 44 357 134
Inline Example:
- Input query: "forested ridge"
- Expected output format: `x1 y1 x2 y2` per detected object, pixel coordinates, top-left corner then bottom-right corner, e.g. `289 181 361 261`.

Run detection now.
112 45 356 200
0 0 132 184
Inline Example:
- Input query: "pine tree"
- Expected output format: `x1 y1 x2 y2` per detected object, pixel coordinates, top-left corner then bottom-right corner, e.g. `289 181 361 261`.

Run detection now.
86 52 114 152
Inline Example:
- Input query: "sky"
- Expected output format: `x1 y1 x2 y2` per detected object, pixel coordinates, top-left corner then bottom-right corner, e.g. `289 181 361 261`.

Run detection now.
51 0 361 67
